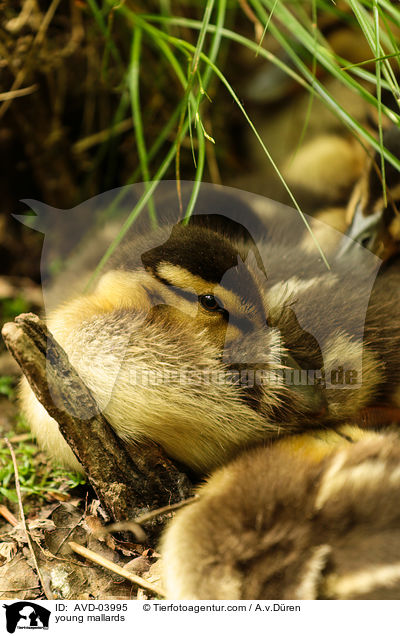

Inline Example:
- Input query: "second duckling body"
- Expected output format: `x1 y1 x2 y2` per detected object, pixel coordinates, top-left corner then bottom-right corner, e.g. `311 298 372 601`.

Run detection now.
161 428 400 599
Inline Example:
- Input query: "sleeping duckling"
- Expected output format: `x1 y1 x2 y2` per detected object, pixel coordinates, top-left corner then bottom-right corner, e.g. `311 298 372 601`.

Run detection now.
17 211 318 474
338 125 400 263
296 125 400 263
161 430 400 599
19 202 400 477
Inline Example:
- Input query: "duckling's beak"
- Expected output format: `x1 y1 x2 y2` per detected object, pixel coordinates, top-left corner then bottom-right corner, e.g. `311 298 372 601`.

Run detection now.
283 351 327 417
336 202 385 259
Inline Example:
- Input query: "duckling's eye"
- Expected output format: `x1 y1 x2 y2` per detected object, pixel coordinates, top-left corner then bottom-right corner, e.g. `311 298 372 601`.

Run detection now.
199 294 223 312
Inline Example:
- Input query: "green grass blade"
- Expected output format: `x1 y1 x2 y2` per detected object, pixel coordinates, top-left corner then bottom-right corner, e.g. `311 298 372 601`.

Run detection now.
183 0 227 221
373 0 387 207
145 14 399 125
86 0 122 66
129 26 157 227
86 117 191 289
88 1 226 279
287 0 318 167
155 32 330 268
256 0 280 55
249 0 400 170
347 0 400 99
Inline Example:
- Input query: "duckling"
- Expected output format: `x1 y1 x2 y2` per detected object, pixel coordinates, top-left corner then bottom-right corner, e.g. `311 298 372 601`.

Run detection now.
337 125 400 264
293 123 400 263
281 132 370 258
160 430 400 599
18 197 400 478
19 210 329 474
283 133 366 216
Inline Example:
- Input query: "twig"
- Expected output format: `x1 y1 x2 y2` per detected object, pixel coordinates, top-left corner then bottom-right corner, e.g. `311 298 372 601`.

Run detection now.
98 496 200 541
0 586 41 594
238 0 264 41
0 85 38 102
134 495 200 525
54 512 85 556
98 520 147 543
7 433 32 444
5 0 37 33
4 438 54 600
72 118 133 154
68 541 165 597
0 504 18 527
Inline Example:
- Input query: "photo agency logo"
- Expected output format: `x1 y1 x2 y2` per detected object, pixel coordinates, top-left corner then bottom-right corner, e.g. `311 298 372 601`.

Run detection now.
14 181 382 417
3 602 51 633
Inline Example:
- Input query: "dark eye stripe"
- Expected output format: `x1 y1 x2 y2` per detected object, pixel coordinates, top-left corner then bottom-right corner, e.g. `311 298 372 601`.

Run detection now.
151 272 198 304
169 286 198 304
152 270 255 333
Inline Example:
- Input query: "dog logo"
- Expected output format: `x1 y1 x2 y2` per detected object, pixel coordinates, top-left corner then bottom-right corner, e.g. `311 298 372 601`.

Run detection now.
3 602 50 633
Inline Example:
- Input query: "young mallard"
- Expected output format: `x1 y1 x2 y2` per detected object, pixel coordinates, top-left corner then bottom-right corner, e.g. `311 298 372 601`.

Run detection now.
296 125 400 264
18 189 400 477
18 208 325 474
161 430 400 599
338 125 400 264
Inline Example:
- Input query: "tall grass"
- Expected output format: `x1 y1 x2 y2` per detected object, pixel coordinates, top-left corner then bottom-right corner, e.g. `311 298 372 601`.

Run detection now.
87 0 400 279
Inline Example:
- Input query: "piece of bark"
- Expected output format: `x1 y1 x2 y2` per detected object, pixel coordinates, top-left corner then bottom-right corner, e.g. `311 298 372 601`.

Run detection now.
2 313 192 523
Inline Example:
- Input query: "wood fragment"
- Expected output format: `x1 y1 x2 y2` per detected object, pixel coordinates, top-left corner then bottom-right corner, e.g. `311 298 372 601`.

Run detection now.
7 434 32 444
238 0 264 41
98 496 200 543
0 586 41 594
133 495 200 525
0 504 19 527
1 313 192 525
68 541 166 597
72 118 133 154
99 520 148 544
0 85 38 102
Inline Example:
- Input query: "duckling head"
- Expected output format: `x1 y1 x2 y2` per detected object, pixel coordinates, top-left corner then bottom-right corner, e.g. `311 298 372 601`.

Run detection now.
140 218 267 349
138 218 327 423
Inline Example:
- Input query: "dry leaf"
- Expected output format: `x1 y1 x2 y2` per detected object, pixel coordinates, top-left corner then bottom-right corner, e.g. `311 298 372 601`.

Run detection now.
0 541 18 563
